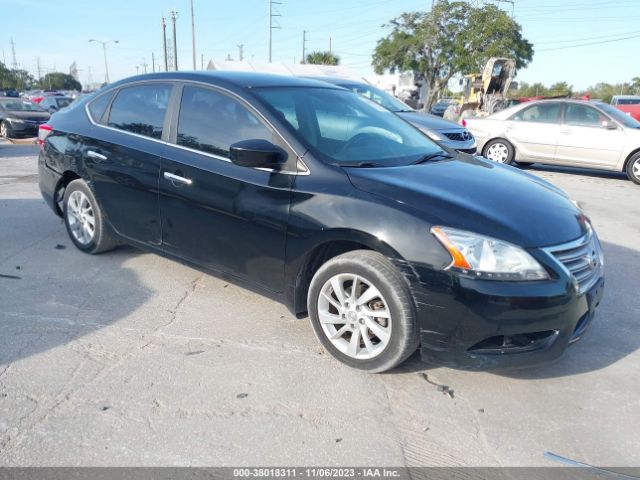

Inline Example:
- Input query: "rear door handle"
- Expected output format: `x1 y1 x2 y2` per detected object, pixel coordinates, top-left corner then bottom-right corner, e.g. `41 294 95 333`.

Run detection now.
164 171 192 186
87 150 108 161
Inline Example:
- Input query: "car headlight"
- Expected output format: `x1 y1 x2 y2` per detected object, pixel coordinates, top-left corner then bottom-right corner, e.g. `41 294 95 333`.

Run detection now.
420 128 443 141
431 226 549 281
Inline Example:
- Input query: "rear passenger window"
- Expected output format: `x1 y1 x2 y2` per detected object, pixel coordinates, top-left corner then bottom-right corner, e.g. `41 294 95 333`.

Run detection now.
177 86 272 158
108 84 172 139
88 92 114 123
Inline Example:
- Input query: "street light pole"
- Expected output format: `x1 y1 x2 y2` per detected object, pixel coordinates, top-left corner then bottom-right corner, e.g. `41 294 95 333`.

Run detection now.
89 39 118 84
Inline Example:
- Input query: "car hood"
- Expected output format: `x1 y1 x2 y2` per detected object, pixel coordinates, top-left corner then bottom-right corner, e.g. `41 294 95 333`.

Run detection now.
5 111 50 122
397 111 463 131
345 155 587 248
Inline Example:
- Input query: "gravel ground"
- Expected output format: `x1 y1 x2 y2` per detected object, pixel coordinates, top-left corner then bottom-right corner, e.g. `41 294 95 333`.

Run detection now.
0 143 639 467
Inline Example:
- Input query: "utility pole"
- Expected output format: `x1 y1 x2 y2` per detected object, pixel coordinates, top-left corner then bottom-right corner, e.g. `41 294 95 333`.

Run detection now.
237 44 244 61
136 66 140 74
329 36 332 55
268 0 281 62
201 53 204 70
141 58 148 73
89 39 118 84
10 38 18 70
162 17 169 71
152 52 155 72
190 0 196 70
36 57 42 80
301 30 307 63
170 10 179 70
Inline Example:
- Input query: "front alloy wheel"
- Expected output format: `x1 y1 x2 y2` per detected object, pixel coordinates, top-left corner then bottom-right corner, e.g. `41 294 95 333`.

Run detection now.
317 273 392 360
308 250 419 372
484 139 514 164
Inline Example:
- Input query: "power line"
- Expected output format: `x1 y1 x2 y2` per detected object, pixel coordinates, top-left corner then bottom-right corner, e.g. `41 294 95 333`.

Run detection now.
535 29 640 45
538 33 640 52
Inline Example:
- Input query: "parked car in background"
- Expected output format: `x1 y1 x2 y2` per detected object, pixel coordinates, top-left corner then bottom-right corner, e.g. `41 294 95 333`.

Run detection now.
430 98 458 116
465 99 640 184
0 89 20 98
0 97 50 138
40 95 74 113
307 77 476 154
611 95 640 121
38 71 603 372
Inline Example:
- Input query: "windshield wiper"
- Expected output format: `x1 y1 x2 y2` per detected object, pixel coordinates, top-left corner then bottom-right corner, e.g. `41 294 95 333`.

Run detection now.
411 151 454 165
348 162 383 168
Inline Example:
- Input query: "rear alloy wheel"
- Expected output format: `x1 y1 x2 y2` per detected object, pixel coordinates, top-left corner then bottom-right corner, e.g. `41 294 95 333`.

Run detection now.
63 179 117 254
308 250 419 372
483 139 515 165
626 153 640 185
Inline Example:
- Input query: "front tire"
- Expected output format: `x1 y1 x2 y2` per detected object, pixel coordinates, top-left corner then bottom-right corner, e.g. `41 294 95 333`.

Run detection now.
0 121 10 138
307 250 419 373
626 153 640 185
63 179 117 254
483 138 515 165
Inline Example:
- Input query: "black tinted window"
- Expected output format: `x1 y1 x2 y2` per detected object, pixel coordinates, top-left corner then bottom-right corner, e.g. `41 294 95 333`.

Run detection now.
177 86 271 158
88 91 114 123
108 84 171 139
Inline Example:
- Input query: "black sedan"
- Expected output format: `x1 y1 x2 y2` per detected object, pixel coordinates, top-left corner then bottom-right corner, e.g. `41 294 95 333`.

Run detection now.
0 97 50 138
39 95 74 113
37 72 604 372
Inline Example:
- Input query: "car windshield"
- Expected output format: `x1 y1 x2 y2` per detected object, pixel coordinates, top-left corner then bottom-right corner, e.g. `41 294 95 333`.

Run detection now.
616 98 640 105
254 87 442 167
0 99 45 112
597 103 640 128
344 83 413 113
57 98 73 108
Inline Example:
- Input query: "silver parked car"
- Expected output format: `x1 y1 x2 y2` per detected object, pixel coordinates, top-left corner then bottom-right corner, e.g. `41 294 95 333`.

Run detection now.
307 77 477 154
465 99 640 184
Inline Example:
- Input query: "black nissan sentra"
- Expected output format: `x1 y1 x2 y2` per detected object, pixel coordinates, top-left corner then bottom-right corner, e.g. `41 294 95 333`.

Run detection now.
38 72 604 372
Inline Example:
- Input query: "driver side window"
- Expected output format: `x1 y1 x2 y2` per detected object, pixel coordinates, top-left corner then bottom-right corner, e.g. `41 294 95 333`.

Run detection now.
177 86 273 158
564 104 605 127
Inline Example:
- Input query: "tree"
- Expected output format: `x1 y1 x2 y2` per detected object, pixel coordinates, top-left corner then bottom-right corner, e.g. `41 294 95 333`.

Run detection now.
305 51 340 66
372 1 533 110
548 81 572 97
630 77 640 95
39 72 82 91
0 62 36 90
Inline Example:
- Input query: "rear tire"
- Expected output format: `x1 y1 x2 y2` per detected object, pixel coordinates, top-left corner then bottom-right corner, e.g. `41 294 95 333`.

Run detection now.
626 153 640 185
307 250 419 373
483 138 515 165
63 179 117 254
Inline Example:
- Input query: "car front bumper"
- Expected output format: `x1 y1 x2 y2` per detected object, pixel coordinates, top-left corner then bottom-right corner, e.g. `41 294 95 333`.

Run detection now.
402 262 604 371
3 119 44 138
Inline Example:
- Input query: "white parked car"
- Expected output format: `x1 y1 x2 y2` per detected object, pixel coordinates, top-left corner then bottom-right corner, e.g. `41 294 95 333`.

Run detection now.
465 99 640 184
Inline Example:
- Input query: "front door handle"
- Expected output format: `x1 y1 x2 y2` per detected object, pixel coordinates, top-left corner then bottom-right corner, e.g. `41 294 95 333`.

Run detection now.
164 171 192 186
87 150 108 161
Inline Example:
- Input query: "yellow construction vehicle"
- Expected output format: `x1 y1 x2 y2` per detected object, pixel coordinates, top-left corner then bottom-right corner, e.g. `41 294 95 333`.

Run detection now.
444 57 516 122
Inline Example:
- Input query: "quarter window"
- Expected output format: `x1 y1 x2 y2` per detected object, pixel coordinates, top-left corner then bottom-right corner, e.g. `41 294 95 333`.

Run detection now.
177 86 272 158
87 91 114 123
565 104 607 127
511 103 561 123
108 84 172 139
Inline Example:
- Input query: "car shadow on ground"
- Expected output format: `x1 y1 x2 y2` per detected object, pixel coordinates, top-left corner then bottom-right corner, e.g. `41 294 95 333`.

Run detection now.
521 163 628 181
397 240 638 379
0 198 154 366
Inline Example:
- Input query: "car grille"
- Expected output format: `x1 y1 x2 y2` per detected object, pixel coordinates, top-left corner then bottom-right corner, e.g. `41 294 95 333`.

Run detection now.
443 131 473 142
546 232 603 294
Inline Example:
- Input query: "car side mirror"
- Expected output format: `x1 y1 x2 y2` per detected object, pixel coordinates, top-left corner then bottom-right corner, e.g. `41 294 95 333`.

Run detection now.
601 120 617 130
229 139 285 169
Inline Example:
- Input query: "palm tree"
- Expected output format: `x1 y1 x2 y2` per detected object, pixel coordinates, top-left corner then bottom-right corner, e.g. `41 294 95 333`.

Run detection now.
304 51 340 66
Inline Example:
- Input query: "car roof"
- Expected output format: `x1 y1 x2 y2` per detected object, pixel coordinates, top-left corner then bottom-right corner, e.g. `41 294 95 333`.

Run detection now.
304 76 363 87
109 71 341 90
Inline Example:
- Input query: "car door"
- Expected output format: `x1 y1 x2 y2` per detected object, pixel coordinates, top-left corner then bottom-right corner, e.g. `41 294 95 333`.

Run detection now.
158 84 295 291
504 102 562 162
82 83 173 246
554 103 625 168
